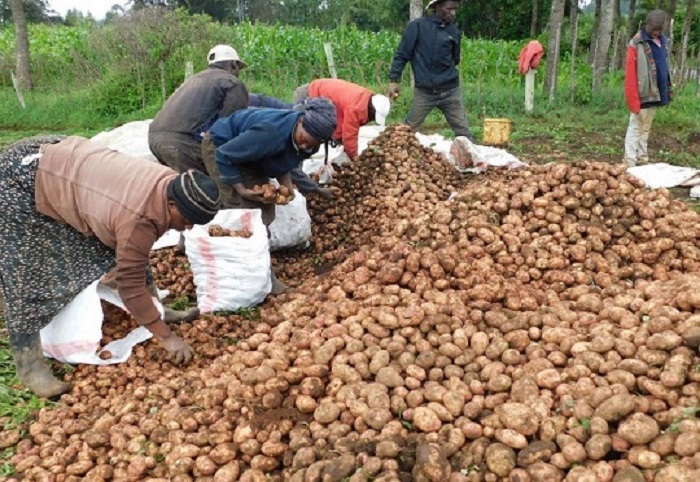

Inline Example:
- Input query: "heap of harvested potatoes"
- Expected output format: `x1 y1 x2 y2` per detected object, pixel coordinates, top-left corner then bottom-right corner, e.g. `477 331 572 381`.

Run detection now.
5 125 700 482
208 225 254 238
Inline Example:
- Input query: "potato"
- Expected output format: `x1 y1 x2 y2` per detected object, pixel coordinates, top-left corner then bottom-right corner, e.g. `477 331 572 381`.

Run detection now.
617 413 659 445
413 407 442 433
485 443 516 477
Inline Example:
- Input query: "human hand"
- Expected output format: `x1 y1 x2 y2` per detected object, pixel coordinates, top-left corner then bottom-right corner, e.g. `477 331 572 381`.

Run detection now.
388 82 400 99
160 334 194 365
316 187 335 199
238 188 270 204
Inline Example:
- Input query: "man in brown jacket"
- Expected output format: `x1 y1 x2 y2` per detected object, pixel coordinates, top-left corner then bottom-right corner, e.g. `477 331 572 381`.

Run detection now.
0 136 220 398
149 44 249 173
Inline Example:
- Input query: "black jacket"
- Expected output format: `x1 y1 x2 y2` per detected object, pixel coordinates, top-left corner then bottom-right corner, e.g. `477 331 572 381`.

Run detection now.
389 15 461 92
149 65 248 139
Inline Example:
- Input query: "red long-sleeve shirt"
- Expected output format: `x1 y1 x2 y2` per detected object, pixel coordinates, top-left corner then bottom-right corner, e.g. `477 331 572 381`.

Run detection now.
308 79 373 160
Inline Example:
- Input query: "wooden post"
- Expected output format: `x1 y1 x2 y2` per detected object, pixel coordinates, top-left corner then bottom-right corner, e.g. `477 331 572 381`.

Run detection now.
323 43 337 79
160 61 167 105
185 61 194 81
11 70 26 109
525 70 536 112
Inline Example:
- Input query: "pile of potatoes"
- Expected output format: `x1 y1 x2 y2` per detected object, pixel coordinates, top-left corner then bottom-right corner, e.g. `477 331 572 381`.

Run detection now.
150 247 195 300
275 125 460 283
208 225 253 238
6 127 700 482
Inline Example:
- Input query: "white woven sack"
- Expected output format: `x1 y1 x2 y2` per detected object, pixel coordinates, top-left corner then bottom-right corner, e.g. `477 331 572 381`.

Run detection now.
185 209 271 313
269 190 312 251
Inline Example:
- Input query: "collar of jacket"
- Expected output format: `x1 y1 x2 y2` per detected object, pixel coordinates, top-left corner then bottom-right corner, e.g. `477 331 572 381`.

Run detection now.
429 14 452 28
639 29 668 46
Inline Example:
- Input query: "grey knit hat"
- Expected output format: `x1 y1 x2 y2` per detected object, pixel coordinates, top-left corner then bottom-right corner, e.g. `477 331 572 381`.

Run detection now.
297 97 337 142
167 170 220 225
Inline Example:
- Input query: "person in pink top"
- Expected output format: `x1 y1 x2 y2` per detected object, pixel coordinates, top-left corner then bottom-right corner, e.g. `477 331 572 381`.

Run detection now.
0 136 220 398
293 78 391 160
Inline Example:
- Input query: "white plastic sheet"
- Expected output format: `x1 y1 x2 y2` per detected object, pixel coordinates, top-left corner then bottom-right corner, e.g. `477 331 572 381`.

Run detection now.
626 163 700 189
446 136 527 173
90 120 158 163
40 281 163 365
185 209 271 313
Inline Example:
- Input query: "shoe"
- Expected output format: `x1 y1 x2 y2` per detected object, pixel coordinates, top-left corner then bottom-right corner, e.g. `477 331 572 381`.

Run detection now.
11 333 70 399
624 158 637 167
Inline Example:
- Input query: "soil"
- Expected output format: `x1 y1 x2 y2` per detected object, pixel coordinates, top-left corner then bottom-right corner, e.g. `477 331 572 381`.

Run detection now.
250 405 313 430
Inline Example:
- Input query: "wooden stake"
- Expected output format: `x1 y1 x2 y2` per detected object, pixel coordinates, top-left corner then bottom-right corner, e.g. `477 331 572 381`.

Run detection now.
160 61 167 105
525 70 536 112
324 43 337 79
11 70 25 109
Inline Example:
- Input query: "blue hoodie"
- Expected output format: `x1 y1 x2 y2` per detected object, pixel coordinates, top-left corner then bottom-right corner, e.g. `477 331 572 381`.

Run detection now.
209 108 319 185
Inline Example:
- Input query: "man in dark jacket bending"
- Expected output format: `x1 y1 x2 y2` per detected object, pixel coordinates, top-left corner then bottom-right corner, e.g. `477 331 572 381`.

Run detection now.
149 45 249 173
388 0 473 140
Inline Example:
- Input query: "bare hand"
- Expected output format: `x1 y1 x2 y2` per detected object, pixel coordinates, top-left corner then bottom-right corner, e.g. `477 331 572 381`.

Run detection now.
388 82 400 99
160 334 194 365
316 187 336 199
239 188 271 204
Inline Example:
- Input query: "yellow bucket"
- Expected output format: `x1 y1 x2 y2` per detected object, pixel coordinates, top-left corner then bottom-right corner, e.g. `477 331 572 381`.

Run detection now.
483 118 512 146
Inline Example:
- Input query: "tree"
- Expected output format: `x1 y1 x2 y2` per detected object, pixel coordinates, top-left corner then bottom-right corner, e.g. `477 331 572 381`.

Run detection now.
610 0 624 71
589 0 602 63
10 0 32 90
569 0 580 100
678 0 696 86
543 0 566 100
592 0 615 92
664 0 677 37
531 0 540 37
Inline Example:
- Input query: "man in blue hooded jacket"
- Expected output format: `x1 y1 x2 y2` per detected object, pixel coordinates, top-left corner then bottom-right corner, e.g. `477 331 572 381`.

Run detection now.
201 98 337 293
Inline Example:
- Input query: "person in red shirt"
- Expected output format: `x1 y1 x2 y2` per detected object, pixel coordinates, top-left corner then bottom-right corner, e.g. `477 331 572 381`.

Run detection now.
293 79 391 161
624 10 672 166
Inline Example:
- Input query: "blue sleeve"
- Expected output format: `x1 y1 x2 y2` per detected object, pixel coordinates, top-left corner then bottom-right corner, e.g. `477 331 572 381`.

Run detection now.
389 20 419 82
215 124 284 185
291 165 318 194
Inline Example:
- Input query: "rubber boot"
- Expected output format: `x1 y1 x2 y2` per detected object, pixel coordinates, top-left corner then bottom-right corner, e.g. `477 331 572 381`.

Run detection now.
10 332 70 399
270 267 287 295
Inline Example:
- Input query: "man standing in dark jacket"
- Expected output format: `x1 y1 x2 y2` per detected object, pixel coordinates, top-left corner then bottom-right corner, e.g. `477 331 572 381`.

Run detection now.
388 0 473 140
149 45 249 173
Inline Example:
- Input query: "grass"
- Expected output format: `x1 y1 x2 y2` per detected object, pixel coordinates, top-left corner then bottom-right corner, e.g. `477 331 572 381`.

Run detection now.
0 320 51 477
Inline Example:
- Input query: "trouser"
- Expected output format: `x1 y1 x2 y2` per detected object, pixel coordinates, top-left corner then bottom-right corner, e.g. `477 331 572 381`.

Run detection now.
405 86 473 140
201 135 276 226
149 132 205 173
624 107 657 164
293 83 310 104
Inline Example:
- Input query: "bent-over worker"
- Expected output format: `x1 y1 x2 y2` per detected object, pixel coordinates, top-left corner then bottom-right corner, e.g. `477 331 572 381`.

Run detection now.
0 136 220 398
201 98 337 293
149 44 249 173
247 93 335 199
293 78 391 161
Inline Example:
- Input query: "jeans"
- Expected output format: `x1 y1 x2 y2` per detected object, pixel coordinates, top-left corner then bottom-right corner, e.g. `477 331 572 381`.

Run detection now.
624 107 658 164
406 86 473 140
